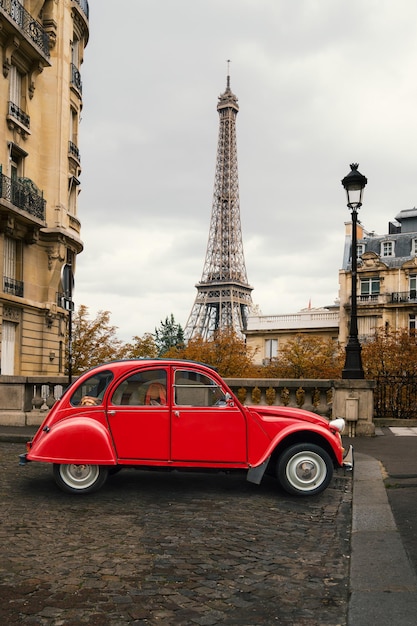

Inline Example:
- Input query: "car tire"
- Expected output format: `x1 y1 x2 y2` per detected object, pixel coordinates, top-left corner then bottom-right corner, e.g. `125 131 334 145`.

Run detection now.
277 443 333 496
53 463 109 494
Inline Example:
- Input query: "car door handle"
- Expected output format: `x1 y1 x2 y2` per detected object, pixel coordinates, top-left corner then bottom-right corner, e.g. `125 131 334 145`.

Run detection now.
174 410 180 418
108 410 116 416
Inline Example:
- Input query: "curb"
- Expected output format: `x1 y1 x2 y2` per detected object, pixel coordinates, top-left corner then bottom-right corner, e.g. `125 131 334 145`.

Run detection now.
349 452 417 626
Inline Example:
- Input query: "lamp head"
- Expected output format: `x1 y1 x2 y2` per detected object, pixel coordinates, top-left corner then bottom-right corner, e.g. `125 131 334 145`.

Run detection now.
342 163 367 209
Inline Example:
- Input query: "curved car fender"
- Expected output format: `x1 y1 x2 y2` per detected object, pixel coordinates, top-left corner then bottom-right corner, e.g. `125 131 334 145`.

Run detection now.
27 416 116 465
250 422 342 469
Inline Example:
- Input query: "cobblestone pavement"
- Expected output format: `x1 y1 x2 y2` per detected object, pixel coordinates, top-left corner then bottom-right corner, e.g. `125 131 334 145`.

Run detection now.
1 443 352 625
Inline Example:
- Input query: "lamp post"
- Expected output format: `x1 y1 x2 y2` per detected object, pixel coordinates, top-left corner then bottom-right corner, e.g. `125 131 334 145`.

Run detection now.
341 163 367 379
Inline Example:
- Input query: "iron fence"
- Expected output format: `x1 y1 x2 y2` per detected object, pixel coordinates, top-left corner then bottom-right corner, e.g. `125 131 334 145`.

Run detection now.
375 374 417 419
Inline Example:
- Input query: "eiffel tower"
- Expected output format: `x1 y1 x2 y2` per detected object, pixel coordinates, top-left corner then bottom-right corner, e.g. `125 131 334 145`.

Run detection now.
184 68 253 340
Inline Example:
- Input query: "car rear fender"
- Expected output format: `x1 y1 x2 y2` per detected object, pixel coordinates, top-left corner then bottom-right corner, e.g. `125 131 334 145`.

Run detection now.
27 416 116 465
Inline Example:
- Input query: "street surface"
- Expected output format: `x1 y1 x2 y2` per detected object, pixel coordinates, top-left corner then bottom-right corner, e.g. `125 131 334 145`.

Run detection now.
1 442 352 625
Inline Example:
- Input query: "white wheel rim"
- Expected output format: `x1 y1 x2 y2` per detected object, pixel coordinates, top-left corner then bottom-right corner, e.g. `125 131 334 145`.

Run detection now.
285 452 327 492
59 464 100 490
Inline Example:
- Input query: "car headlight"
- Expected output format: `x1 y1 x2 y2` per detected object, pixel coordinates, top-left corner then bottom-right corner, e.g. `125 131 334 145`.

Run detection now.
329 418 345 433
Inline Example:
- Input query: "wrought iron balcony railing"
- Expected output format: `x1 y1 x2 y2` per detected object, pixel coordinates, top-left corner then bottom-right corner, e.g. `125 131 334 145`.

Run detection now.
3 276 24 297
390 291 417 303
8 101 30 129
0 172 45 221
0 0 50 57
70 63 82 93
68 141 80 161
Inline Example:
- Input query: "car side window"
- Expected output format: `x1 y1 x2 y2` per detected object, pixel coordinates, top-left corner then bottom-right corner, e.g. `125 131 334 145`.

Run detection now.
111 369 167 406
174 370 226 407
70 370 114 406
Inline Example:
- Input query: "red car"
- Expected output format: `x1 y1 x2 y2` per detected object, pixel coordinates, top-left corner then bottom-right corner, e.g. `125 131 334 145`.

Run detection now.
20 360 352 496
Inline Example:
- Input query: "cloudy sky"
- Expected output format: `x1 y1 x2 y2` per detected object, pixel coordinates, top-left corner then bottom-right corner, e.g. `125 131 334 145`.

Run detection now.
75 0 417 341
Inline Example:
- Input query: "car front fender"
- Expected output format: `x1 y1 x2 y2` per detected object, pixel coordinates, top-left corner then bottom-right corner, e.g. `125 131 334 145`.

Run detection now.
27 417 116 465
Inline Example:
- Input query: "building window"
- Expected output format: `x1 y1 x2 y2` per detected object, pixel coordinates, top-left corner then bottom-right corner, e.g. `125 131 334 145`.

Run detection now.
3 237 23 297
409 315 416 333
409 275 417 300
265 339 278 360
412 240 417 256
357 243 365 258
360 277 380 300
381 241 394 257
1 321 16 375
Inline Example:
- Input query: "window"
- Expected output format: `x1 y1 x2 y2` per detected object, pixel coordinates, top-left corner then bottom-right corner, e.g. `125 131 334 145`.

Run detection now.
174 370 226 407
412 240 417 256
70 370 114 406
360 277 380 299
1 321 16 375
112 370 167 406
410 315 416 333
356 243 365 258
265 338 278 359
8 65 29 128
381 241 394 257
3 237 23 297
410 275 417 300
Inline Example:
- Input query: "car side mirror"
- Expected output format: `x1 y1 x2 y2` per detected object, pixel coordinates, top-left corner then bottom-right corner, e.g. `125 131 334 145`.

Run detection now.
225 392 234 407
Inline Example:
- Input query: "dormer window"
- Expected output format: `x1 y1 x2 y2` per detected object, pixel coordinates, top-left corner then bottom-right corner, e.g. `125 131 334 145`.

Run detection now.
412 239 417 256
356 243 365 259
381 241 394 257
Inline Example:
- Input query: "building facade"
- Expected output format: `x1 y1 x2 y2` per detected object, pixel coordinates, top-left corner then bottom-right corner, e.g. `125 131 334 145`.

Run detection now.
245 306 340 366
0 0 88 375
339 208 417 344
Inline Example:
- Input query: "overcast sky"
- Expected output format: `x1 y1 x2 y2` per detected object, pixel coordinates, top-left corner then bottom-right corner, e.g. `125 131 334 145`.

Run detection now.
75 0 417 341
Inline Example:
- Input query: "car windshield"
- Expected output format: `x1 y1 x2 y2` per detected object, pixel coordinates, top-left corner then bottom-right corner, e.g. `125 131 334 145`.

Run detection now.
70 370 114 406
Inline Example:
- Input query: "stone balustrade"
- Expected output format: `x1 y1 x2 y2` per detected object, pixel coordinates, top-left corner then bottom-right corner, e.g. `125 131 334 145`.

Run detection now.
0 375 375 436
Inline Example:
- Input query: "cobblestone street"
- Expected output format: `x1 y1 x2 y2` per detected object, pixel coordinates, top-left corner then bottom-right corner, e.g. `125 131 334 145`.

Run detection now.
1 442 352 625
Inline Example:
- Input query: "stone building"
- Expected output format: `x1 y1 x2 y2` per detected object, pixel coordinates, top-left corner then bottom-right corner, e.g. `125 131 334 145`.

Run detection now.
0 0 88 375
339 208 417 344
245 305 340 366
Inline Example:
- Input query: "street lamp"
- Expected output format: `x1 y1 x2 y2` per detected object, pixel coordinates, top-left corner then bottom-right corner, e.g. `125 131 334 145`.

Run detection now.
341 163 367 379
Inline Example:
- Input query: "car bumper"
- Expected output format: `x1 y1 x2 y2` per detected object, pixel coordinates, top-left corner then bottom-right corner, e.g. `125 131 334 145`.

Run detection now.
19 453 30 465
342 445 354 471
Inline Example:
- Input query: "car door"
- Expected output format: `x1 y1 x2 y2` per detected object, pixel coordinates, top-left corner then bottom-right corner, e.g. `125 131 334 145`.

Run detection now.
170 367 247 463
107 367 170 460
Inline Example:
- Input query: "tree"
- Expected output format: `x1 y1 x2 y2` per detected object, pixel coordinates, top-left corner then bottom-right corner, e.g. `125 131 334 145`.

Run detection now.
69 305 126 376
263 334 343 379
167 329 259 377
124 333 158 359
361 329 417 377
154 314 185 356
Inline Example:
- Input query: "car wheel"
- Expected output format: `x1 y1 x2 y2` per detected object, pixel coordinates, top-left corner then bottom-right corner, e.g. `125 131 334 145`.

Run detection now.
53 463 109 494
277 444 333 496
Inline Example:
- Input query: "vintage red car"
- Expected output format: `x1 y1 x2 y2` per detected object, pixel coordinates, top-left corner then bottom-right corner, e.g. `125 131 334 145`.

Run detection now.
20 359 352 496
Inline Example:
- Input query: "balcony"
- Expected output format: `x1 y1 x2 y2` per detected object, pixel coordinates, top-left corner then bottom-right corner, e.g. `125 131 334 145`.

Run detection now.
70 63 82 94
72 0 89 20
0 172 45 221
0 0 50 58
7 101 30 132
390 291 417 304
3 275 23 297
68 141 80 162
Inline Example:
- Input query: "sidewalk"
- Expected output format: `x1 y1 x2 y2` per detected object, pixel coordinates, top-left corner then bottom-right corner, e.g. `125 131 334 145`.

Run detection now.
348 451 417 626
2 425 417 625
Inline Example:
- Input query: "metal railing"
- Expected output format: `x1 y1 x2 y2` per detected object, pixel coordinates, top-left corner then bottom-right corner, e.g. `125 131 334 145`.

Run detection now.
3 276 24 297
70 63 82 93
390 291 417 303
0 0 50 57
0 172 45 220
375 374 417 419
8 101 30 129
68 141 80 161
